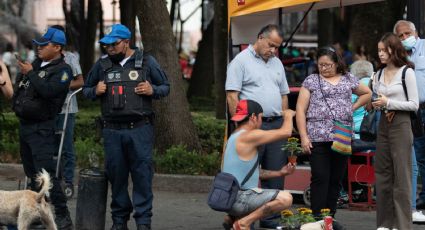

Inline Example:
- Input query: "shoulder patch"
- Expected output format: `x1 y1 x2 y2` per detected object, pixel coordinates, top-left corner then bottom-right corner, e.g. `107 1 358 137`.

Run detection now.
60 71 69 83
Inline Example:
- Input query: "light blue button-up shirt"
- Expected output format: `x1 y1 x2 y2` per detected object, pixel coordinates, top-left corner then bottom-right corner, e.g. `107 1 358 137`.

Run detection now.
410 38 425 103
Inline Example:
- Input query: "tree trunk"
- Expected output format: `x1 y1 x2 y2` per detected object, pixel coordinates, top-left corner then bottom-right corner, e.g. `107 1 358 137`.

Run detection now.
80 0 100 75
213 0 227 119
120 0 137 46
187 21 214 100
169 0 178 25
137 0 202 154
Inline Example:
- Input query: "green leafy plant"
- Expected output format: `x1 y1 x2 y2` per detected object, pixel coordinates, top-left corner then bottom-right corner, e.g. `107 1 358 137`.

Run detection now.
280 208 316 229
281 137 303 157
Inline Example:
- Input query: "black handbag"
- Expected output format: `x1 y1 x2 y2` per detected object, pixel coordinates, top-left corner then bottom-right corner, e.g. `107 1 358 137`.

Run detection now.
207 157 259 212
359 110 379 142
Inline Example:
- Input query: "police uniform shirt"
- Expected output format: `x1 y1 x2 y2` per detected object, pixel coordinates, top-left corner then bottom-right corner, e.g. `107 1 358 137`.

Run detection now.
83 49 170 101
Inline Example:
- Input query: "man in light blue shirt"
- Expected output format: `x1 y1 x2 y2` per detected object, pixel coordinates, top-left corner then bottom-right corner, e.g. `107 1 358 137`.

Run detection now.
394 20 425 218
225 24 290 228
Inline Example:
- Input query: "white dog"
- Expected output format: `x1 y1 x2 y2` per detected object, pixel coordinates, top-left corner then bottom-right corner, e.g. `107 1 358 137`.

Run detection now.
0 169 57 230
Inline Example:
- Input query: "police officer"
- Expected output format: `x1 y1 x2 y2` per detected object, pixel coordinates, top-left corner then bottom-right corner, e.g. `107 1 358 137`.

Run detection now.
82 24 170 230
13 27 73 229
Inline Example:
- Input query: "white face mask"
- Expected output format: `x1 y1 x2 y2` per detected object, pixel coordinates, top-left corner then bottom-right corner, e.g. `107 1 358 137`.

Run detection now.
401 35 417 50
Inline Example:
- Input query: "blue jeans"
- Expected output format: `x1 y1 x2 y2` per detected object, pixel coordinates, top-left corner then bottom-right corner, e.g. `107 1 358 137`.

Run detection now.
412 147 418 209
103 123 154 225
56 113 76 184
414 109 425 201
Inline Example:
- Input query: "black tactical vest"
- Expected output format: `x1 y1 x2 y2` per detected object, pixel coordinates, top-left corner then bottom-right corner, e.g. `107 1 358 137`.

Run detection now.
13 59 70 122
100 50 152 122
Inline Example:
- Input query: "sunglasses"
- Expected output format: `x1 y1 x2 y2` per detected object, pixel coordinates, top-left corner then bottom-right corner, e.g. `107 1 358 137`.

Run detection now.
102 40 124 49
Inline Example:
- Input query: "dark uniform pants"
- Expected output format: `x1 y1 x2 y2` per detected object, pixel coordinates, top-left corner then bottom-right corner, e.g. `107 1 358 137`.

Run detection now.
103 123 154 225
19 119 68 214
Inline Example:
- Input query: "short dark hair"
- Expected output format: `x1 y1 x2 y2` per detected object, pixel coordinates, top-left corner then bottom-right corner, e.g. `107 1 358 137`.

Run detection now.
315 46 347 75
257 24 284 40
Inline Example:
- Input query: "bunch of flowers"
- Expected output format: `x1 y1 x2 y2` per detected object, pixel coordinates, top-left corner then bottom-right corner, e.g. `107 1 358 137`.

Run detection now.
280 208 316 229
282 137 303 164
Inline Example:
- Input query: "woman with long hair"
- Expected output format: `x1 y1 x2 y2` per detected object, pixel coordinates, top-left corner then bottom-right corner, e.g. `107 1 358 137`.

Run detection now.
296 47 371 219
372 32 418 230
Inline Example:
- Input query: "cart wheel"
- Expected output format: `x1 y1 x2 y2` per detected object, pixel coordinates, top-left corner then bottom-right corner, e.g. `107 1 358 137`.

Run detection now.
303 186 311 207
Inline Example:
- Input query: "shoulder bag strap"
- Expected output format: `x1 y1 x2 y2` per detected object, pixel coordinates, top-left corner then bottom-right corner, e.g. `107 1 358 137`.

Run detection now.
318 75 336 120
240 156 259 186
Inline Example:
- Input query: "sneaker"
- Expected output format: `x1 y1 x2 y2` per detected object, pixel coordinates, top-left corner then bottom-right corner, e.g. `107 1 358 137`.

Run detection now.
55 211 73 230
376 228 390 230
64 183 74 199
413 210 425 223
110 224 129 230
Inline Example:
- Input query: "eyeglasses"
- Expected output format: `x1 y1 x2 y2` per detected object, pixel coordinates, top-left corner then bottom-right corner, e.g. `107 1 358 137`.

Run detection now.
318 63 334 69
102 40 124 49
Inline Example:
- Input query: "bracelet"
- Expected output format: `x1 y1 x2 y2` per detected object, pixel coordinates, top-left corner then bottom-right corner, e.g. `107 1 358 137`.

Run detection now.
0 81 6 86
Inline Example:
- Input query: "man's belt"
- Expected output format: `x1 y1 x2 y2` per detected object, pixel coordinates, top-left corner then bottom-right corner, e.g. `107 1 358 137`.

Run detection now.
262 116 282 122
103 117 150 130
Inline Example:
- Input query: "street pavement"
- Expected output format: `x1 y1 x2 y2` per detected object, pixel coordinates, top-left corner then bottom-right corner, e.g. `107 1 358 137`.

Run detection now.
0 163 424 230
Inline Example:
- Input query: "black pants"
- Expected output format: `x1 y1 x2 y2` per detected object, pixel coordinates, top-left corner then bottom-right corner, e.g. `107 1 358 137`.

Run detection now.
310 142 348 217
19 119 68 214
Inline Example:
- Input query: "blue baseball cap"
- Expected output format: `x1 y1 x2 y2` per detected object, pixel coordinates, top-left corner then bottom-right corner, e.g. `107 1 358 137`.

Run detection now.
99 24 131 44
33 27 66 46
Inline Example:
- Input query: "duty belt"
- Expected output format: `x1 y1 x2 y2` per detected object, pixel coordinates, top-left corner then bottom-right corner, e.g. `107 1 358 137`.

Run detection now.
103 117 150 130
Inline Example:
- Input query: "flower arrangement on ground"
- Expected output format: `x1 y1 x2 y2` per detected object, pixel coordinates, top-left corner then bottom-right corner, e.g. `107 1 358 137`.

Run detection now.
280 208 316 229
282 137 303 164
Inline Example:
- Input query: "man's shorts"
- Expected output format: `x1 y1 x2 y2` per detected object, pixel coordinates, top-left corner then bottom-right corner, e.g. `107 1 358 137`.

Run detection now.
228 188 279 217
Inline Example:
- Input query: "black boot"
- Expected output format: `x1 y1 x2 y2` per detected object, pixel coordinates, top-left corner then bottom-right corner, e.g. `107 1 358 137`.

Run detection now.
55 210 73 230
110 223 129 230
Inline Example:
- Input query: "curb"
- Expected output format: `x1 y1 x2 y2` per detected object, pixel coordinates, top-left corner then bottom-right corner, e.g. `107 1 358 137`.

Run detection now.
0 163 213 193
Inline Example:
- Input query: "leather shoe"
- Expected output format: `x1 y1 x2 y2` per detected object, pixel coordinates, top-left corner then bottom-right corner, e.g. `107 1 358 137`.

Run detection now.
137 224 151 230
417 198 425 210
110 224 129 230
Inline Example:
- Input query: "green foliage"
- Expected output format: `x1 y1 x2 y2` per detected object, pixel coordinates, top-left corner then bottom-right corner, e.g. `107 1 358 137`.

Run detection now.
282 137 303 156
154 145 220 175
188 96 215 112
0 108 224 175
192 111 225 154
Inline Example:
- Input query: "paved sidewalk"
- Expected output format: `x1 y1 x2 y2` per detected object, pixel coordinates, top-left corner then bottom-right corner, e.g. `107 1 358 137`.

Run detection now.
0 163 424 230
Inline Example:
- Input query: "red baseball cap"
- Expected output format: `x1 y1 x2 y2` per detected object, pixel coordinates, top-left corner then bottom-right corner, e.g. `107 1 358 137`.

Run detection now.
231 99 263 122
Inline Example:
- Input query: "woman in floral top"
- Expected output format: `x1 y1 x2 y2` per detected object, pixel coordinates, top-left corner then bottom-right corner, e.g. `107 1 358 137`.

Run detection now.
296 47 371 219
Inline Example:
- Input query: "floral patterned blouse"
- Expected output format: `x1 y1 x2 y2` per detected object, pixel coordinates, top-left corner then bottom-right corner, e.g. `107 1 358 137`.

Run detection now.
302 73 359 142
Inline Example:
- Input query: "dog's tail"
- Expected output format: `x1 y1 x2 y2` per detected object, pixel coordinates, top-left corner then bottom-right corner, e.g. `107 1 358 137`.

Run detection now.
35 169 53 203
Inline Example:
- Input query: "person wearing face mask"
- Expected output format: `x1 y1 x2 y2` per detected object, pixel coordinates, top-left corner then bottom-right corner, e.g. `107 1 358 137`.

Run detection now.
394 20 425 222
82 24 170 230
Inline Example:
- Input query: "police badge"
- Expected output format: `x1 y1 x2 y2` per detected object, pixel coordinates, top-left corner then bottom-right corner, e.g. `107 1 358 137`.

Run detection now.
129 70 139 81
38 71 47 78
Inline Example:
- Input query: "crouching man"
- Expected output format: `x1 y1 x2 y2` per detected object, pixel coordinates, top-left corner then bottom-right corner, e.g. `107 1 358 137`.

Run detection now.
222 99 296 230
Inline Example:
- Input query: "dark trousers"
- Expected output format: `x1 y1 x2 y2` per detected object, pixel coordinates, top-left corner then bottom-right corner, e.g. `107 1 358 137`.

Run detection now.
375 111 412 229
310 142 348 217
19 120 68 214
259 117 287 190
103 123 154 225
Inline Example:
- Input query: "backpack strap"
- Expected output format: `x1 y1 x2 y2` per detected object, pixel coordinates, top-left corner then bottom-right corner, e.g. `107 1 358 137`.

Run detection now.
240 156 259 187
377 68 384 81
401 66 409 100
134 50 144 69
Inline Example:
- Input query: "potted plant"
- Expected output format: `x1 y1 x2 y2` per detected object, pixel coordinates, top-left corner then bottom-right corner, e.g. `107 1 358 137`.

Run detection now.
282 137 303 164
280 208 316 230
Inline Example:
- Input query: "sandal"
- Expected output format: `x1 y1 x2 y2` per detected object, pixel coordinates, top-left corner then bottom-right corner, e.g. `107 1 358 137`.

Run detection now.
233 220 241 230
